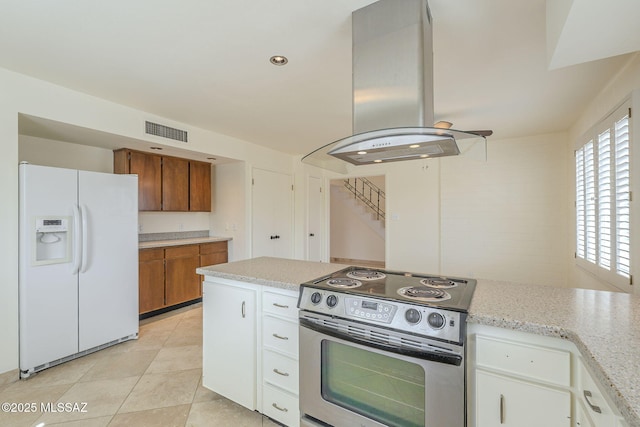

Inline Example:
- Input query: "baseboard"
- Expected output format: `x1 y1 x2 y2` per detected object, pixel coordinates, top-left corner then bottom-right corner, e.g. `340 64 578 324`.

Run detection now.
0 368 19 387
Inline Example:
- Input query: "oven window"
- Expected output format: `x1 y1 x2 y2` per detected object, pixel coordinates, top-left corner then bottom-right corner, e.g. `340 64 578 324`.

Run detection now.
321 340 425 427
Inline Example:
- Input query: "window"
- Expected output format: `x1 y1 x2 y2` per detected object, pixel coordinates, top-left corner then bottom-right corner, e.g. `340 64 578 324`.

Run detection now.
575 101 631 289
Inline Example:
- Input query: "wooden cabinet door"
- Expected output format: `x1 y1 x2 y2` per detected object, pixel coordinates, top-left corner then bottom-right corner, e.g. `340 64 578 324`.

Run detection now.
162 157 189 211
138 248 165 314
165 245 200 305
475 370 571 427
190 161 212 212
202 281 257 410
130 151 162 211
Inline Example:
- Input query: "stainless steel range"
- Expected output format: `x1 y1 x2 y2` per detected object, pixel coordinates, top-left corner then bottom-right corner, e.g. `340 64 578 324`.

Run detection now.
298 266 476 427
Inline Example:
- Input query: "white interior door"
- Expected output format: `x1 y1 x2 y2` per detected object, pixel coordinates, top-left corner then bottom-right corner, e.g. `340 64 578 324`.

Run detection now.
78 171 138 351
251 168 293 258
307 176 323 262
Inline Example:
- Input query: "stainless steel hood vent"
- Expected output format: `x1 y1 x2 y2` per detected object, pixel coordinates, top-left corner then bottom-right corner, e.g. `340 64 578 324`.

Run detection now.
302 0 486 173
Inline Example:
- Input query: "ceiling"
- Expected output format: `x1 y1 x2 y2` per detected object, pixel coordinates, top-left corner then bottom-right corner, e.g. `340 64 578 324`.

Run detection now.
1 0 636 157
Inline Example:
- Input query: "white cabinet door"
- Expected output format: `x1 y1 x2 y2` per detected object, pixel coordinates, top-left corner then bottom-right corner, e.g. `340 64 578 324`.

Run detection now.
577 360 617 426
476 370 571 427
252 168 293 258
575 399 595 427
203 281 257 410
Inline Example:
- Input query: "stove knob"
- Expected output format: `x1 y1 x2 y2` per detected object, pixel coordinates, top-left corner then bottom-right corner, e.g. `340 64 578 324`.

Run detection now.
326 295 338 308
427 312 446 329
310 292 322 305
405 308 421 324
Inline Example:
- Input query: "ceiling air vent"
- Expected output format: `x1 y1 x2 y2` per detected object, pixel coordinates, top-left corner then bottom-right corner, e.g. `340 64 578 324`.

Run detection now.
145 121 188 143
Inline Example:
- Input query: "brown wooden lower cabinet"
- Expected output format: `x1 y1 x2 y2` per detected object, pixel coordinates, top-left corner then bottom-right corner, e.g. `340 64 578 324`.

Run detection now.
165 245 201 306
200 241 228 268
138 241 228 315
139 248 165 313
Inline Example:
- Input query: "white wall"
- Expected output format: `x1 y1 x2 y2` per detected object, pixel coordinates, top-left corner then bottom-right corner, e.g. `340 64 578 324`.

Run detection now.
210 162 248 262
440 133 569 287
19 135 113 173
0 66 295 377
330 184 385 263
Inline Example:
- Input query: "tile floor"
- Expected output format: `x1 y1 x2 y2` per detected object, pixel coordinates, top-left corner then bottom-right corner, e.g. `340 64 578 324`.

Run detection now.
0 304 280 427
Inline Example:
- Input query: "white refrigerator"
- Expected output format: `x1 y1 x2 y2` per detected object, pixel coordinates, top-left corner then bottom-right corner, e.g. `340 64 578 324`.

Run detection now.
19 163 139 378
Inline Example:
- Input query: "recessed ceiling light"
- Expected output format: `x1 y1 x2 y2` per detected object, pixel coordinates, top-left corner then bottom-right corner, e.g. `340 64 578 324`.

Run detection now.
357 151 367 155
374 159 383 163
409 144 420 148
149 147 163 150
270 55 288 66
420 154 429 158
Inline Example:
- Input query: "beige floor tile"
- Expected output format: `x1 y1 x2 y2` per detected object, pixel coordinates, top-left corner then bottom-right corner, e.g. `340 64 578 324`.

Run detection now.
185 399 265 427
18 355 99 388
0 383 72 427
123 329 173 353
33 376 139 425
145 345 202 374
193 377 223 403
163 328 203 348
80 350 158 382
45 415 113 426
108 404 190 427
118 368 201 413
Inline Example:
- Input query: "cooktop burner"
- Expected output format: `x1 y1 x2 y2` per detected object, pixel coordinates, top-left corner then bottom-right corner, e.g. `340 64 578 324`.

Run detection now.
420 278 458 289
326 278 363 288
303 266 476 312
345 269 386 281
397 286 452 302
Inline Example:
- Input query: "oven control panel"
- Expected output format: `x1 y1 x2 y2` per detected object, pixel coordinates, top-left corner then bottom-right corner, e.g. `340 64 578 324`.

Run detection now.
299 287 464 343
344 297 398 324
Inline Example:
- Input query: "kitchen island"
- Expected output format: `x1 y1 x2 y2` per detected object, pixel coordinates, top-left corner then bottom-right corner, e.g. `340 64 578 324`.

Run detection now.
198 257 640 427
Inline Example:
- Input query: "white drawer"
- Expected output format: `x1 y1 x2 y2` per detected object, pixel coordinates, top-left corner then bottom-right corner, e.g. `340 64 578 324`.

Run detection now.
476 335 571 386
263 290 298 319
263 349 299 394
263 315 298 357
263 383 300 427
577 358 618 425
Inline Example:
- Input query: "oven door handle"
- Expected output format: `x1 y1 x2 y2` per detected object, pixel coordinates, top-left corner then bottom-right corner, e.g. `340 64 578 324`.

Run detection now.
300 318 462 366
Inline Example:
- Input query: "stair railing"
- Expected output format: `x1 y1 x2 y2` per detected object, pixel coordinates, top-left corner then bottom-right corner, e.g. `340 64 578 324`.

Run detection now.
343 177 386 220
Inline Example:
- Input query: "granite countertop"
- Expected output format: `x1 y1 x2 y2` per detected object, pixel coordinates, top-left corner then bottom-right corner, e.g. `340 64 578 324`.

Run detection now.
469 279 640 427
139 236 231 249
197 256 349 291
197 257 640 426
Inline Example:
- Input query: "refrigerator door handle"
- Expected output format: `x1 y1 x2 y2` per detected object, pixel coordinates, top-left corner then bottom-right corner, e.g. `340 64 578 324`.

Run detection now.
72 204 82 274
80 204 89 273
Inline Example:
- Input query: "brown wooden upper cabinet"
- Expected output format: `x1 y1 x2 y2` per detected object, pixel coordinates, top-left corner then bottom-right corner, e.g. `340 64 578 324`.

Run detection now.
190 160 212 212
162 156 189 211
114 149 212 212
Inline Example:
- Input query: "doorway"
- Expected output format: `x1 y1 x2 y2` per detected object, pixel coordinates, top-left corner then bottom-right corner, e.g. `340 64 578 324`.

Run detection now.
329 175 385 268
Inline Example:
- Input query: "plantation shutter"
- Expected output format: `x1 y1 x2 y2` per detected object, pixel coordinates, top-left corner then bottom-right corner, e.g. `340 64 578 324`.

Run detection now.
575 101 632 289
614 114 631 277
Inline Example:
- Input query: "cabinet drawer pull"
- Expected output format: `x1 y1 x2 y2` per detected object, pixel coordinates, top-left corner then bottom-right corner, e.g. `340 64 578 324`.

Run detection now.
272 333 289 340
272 403 288 413
583 390 602 414
500 394 505 424
273 368 290 377
273 303 289 309
241 301 246 318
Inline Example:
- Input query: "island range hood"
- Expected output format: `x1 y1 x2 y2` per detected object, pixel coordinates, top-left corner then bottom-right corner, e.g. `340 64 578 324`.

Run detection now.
302 0 487 172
